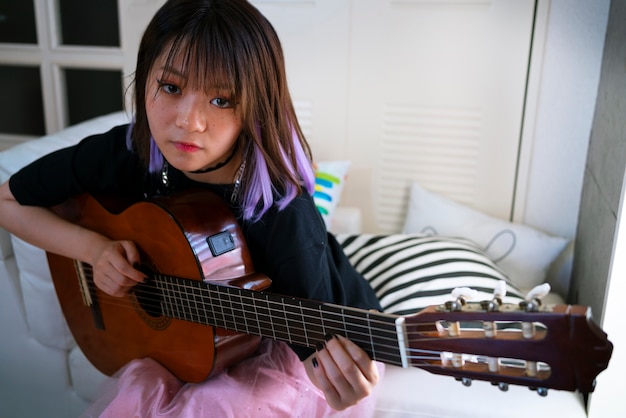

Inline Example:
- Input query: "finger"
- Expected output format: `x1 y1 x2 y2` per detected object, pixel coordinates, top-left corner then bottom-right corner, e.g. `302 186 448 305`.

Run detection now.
305 350 343 410
316 337 358 398
119 240 143 269
334 335 379 385
111 241 146 284
323 336 370 392
94 272 134 297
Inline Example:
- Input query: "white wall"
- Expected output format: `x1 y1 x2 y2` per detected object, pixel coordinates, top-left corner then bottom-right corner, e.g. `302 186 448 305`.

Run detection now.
516 0 610 239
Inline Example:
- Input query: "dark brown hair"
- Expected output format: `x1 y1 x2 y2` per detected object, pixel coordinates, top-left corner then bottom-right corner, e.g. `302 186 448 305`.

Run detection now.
131 0 314 219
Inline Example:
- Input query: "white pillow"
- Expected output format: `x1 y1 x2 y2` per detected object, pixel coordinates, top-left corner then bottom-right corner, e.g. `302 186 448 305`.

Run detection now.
401 182 569 289
313 160 350 229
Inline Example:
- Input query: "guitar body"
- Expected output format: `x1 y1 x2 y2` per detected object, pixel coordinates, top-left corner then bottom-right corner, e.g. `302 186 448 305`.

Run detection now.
47 190 269 383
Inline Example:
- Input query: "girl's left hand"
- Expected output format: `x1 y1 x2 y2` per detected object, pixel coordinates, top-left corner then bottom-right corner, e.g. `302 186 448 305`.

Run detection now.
303 334 380 411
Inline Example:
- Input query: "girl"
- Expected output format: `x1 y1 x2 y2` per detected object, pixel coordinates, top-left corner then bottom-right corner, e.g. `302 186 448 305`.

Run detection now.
0 0 384 416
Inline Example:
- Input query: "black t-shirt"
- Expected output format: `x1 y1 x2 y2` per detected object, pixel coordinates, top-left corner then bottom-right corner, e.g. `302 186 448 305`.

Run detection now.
9 124 382 359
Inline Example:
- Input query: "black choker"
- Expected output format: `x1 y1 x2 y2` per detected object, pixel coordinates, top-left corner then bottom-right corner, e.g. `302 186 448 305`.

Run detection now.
190 145 237 174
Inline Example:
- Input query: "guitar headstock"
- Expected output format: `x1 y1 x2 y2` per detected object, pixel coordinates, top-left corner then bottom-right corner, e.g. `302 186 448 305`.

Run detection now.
404 297 613 396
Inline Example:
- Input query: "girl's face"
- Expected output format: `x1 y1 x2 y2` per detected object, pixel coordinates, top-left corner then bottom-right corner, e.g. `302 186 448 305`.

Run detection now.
145 51 243 183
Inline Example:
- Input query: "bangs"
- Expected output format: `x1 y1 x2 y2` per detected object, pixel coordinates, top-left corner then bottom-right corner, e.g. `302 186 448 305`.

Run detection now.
162 26 239 97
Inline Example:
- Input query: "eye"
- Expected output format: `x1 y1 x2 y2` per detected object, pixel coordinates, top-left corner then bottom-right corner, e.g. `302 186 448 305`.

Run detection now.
156 80 181 95
210 97 232 108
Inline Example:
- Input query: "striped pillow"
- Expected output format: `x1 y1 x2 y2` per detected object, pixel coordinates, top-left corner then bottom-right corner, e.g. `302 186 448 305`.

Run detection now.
336 234 525 315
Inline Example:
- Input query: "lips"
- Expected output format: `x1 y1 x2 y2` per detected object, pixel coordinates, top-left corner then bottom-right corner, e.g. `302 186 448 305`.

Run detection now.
173 142 201 152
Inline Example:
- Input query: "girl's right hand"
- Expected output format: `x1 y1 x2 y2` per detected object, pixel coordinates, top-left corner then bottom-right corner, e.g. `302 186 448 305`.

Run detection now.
0 182 144 297
91 239 147 297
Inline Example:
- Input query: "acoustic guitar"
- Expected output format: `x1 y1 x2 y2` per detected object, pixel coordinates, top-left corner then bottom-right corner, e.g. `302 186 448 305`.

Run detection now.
47 189 612 395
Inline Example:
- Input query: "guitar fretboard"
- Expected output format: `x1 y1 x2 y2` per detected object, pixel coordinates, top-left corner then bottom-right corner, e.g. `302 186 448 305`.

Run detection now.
154 273 406 366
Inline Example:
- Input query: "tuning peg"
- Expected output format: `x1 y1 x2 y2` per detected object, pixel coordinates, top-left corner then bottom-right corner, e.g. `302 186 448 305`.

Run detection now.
447 287 479 311
480 280 508 313
493 280 507 299
491 381 509 391
526 283 550 300
455 377 472 387
520 283 551 312
528 386 548 396
451 287 479 302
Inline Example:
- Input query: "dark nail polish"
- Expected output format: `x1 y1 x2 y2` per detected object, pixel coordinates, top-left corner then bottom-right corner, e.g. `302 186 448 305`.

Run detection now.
312 357 319 368
324 333 334 342
315 342 325 351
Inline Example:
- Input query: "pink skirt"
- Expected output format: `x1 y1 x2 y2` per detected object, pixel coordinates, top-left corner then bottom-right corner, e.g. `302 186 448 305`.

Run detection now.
81 339 384 418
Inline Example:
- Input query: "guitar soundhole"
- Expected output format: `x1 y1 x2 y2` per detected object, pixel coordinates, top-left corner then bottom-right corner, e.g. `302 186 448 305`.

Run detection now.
133 279 163 318
129 263 171 329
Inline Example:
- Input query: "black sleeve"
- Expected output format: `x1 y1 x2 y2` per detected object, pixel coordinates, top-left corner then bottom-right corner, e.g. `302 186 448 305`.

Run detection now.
243 193 381 360
9 125 145 206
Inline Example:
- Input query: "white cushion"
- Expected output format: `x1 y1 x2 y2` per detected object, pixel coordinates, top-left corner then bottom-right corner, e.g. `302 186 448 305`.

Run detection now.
11 236 75 350
402 182 569 289
376 365 586 418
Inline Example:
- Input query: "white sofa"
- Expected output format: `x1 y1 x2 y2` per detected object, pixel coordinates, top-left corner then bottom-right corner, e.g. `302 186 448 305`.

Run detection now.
0 113 589 417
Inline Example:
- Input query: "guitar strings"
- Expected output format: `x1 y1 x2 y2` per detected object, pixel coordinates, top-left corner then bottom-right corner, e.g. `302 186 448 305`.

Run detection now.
74 274 526 367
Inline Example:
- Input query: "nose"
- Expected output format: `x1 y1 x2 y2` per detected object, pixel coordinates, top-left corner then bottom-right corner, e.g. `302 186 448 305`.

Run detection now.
176 92 207 132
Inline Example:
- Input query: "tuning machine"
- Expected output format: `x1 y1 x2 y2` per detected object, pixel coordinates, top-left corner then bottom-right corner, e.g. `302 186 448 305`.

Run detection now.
529 386 549 397
445 287 479 311
491 381 509 392
455 376 473 387
519 283 551 312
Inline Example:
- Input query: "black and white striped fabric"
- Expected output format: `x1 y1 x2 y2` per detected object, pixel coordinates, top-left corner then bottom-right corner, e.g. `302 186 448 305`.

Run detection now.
336 234 525 315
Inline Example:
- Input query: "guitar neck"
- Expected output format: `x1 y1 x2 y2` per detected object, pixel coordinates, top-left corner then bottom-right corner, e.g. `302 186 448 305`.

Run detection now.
152 273 407 366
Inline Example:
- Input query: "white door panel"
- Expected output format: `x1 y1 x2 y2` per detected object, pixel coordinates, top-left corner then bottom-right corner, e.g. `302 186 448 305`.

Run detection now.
344 0 535 232
255 0 536 232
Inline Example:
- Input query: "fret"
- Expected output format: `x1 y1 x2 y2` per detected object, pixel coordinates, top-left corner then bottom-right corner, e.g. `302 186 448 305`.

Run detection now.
226 286 248 335
282 300 310 347
366 312 376 356
194 281 213 326
215 285 239 332
280 297 294 344
236 287 263 337
187 280 207 325
367 319 402 363
260 293 291 342
158 275 174 318
173 277 186 321
174 278 192 322
209 284 226 329
239 288 262 337
318 303 352 337
296 298 326 343
184 280 200 324
299 301 309 345
249 291 273 339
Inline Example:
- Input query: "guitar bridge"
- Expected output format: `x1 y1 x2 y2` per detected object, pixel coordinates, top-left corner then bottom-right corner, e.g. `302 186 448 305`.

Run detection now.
74 260 105 330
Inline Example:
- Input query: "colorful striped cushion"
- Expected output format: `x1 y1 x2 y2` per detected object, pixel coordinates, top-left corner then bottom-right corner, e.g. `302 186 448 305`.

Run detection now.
313 161 350 228
336 233 525 315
